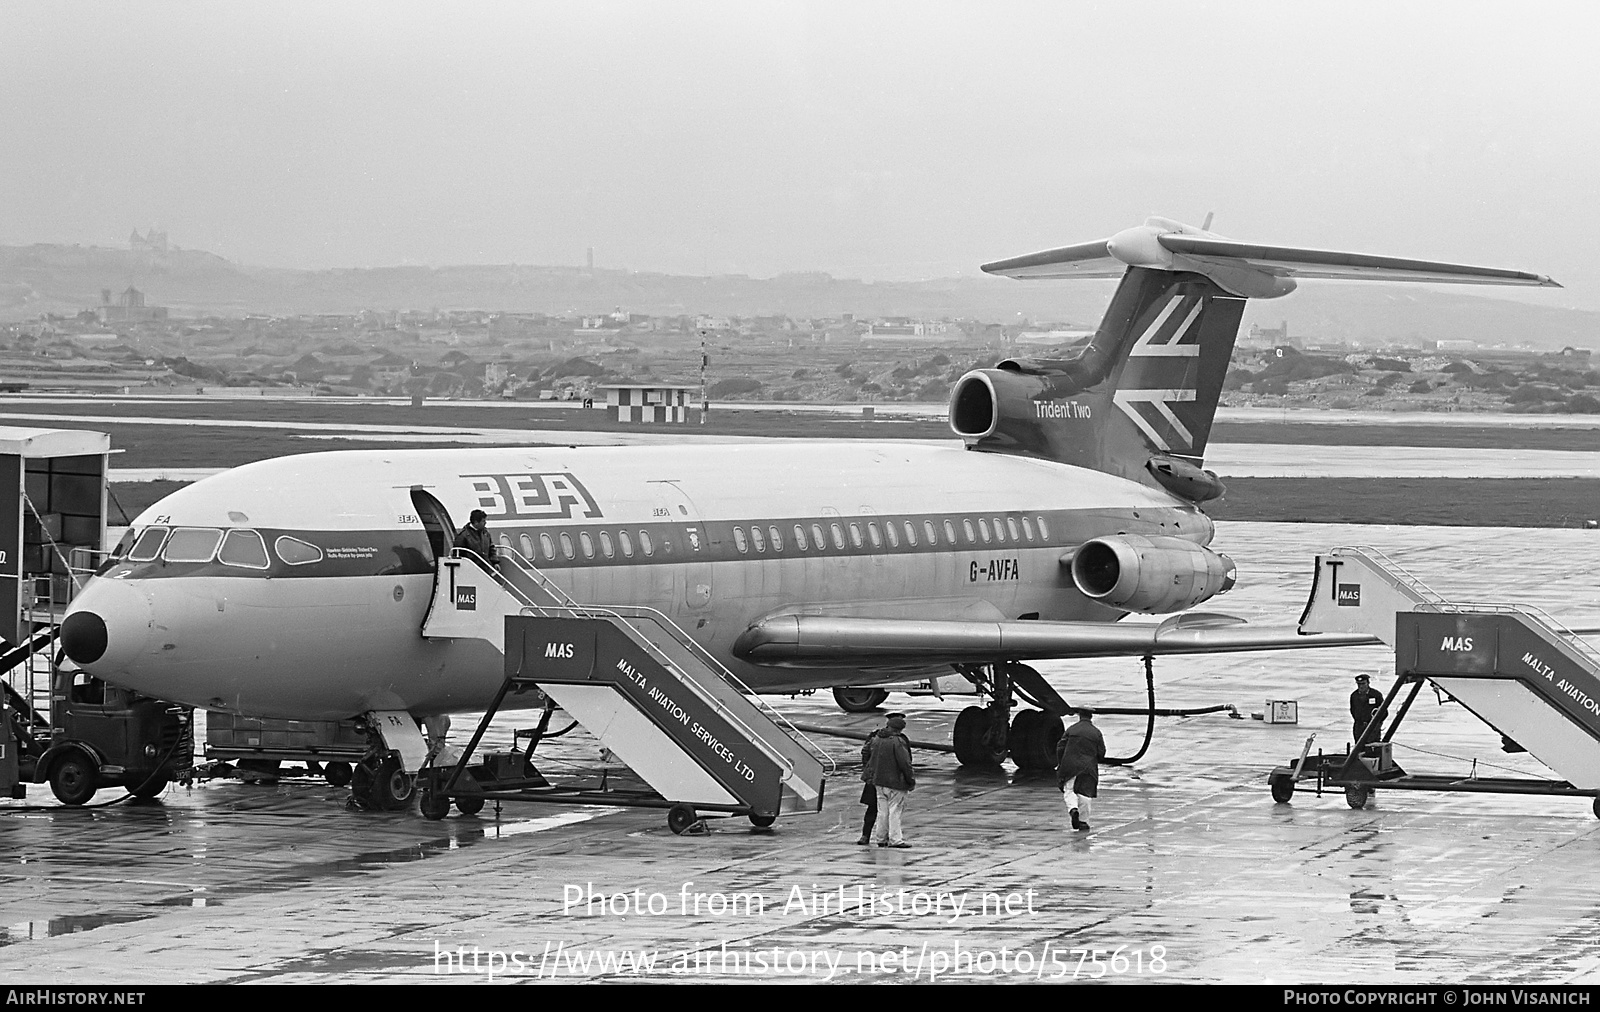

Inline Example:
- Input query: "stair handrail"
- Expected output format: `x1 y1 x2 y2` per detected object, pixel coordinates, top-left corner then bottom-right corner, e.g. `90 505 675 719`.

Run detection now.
1416 600 1600 669
1334 546 1448 605
444 549 834 775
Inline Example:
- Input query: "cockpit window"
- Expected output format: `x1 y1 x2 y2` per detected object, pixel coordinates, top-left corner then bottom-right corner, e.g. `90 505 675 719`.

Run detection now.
274 536 324 566
219 529 271 569
127 526 169 563
164 528 224 563
109 530 136 560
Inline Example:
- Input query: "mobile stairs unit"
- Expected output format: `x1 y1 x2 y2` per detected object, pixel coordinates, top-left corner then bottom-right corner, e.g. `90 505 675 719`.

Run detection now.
420 549 832 833
1279 546 1600 816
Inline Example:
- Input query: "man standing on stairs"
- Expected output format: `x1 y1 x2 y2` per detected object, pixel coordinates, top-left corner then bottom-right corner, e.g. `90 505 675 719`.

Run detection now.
453 509 499 570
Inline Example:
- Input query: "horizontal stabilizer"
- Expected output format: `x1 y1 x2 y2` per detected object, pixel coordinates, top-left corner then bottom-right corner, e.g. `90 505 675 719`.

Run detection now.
983 216 1559 299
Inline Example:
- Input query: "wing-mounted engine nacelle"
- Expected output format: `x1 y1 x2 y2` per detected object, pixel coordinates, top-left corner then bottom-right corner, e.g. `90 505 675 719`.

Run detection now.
1070 534 1236 614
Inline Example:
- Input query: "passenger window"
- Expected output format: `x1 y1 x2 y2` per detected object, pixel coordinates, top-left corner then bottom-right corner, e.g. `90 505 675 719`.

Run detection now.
733 527 748 553
1007 518 1022 541
904 521 917 546
219 529 270 569
847 523 862 549
1021 517 1035 541
640 531 654 556
767 526 782 552
867 523 882 549
942 520 957 544
750 526 766 552
993 518 1007 544
559 532 575 559
794 525 809 551
979 518 992 543
1037 516 1050 541
579 532 594 559
812 523 827 550
127 526 170 562
619 530 634 558
539 533 556 560
885 522 899 548
520 534 535 560
275 536 323 566
164 527 223 563
922 520 936 545
599 531 614 558
962 519 976 544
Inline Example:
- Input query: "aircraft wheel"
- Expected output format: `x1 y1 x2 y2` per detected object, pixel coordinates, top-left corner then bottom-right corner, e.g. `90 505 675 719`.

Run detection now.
1009 710 1063 770
1592 797 1600 820
954 706 1006 767
49 753 99 806
455 795 485 816
129 774 168 800
1344 784 1370 810
323 761 353 788
748 813 776 828
832 687 889 713
667 804 699 835
372 757 416 811
419 782 450 821
1269 773 1295 804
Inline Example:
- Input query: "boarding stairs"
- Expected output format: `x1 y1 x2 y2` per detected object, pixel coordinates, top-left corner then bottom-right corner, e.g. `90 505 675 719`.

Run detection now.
1301 546 1600 792
420 549 832 820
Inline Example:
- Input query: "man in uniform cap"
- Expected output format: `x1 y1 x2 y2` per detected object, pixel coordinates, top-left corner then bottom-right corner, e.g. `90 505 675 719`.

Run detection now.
1350 674 1386 747
868 712 915 848
1056 707 1106 831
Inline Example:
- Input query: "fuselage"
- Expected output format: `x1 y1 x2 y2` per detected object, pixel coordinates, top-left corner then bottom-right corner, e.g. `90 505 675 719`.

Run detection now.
62 440 1214 720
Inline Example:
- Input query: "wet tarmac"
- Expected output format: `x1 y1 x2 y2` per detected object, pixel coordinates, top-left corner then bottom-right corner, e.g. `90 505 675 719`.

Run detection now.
4 522 1600 984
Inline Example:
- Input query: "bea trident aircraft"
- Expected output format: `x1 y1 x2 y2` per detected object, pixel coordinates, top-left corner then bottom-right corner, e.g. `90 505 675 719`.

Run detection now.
59 216 1557 785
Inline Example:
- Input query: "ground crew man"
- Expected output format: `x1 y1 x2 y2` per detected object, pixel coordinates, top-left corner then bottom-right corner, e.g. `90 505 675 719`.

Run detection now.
1056 708 1106 831
1351 673 1387 746
868 712 915 848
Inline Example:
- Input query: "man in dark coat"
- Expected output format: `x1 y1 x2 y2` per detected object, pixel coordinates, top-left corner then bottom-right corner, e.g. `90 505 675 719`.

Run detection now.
868 712 915 848
857 720 881 845
453 509 499 569
1056 707 1106 831
1351 673 1387 746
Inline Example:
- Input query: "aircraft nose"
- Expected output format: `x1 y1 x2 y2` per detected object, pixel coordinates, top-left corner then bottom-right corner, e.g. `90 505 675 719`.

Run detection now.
60 580 153 676
60 611 108 664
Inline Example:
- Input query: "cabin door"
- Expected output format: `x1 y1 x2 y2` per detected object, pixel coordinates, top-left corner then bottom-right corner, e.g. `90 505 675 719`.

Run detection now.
649 480 712 612
409 488 456 563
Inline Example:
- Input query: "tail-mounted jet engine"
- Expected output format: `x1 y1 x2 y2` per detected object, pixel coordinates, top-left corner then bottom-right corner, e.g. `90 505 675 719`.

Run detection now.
1070 534 1236 614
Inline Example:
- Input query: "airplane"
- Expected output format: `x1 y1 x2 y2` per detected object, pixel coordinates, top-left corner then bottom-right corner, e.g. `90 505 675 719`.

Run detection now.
57 215 1559 807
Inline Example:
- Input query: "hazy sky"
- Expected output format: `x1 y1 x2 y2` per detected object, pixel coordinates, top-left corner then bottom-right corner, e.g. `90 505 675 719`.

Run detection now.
3 2 1597 307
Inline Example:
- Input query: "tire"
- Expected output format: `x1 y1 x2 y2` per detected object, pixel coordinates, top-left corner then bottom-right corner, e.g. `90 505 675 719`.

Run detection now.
832 687 890 713
667 804 699 835
1269 774 1295 804
1593 797 1600 820
324 761 353 788
1009 710 1063 771
954 706 1007 767
371 757 415 811
419 783 450 821
748 813 776 828
1344 784 1370 810
50 753 99 806
455 795 485 816
129 774 168 800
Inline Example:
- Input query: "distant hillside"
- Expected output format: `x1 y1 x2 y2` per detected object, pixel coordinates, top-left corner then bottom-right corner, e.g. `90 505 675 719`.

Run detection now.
2 242 1595 350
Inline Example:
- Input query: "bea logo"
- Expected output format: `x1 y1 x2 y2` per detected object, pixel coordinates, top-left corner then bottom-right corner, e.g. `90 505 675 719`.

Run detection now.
1336 584 1361 606
544 642 575 659
455 586 477 610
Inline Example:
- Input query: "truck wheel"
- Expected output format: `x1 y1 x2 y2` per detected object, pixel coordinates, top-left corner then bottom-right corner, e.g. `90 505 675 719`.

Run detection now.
1344 784 1370 810
1269 773 1295 804
419 783 450 821
748 813 776 828
455 795 485 816
323 762 353 788
832 687 889 713
50 753 99 806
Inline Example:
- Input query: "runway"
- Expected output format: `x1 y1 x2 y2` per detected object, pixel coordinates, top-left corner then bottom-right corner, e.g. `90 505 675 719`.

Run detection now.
4 523 1600 984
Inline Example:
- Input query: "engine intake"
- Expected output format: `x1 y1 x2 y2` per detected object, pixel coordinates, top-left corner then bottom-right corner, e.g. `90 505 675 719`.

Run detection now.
1071 534 1236 614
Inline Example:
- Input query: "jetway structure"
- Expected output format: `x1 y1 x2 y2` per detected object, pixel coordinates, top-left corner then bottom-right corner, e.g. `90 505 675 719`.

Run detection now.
420 550 831 831
1286 546 1600 814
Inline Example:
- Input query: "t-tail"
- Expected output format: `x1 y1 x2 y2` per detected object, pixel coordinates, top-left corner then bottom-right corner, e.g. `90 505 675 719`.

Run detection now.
951 216 1560 502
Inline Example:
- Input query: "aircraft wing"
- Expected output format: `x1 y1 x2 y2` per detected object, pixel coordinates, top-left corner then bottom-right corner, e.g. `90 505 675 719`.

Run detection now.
734 614 1380 668
1158 235 1562 288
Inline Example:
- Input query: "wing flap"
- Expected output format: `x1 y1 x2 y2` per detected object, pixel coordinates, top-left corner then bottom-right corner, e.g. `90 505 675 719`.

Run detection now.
734 614 1380 668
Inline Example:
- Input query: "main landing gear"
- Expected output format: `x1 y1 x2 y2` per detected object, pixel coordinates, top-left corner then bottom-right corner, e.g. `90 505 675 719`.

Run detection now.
951 662 1068 771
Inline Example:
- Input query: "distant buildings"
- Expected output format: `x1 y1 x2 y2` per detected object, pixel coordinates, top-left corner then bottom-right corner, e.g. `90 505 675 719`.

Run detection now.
129 229 168 253
96 287 167 325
